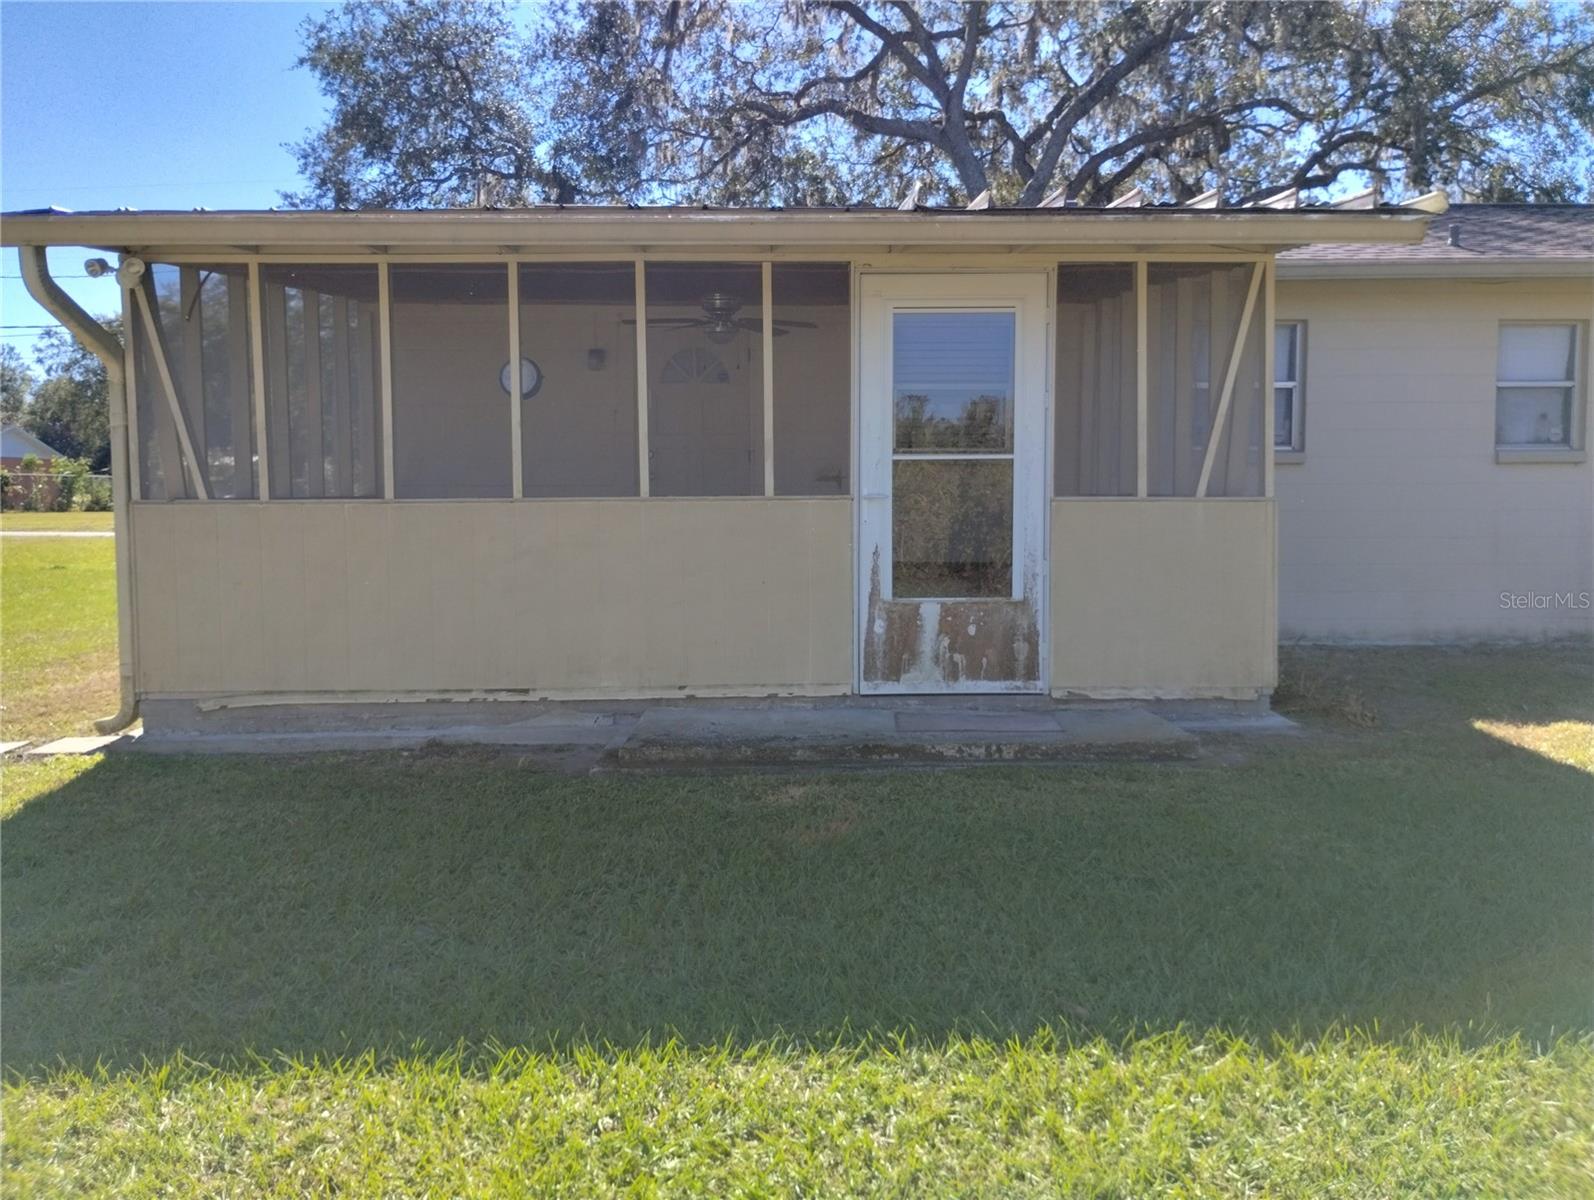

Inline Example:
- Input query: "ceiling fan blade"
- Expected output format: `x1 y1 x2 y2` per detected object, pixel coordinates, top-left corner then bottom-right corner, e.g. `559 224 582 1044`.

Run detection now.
619 317 706 327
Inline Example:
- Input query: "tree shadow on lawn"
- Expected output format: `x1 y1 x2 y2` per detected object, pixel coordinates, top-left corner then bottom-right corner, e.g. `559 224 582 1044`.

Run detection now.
3 706 1590 1075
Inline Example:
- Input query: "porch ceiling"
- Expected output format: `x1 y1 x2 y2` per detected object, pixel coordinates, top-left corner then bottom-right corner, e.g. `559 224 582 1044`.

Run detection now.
0 204 1433 257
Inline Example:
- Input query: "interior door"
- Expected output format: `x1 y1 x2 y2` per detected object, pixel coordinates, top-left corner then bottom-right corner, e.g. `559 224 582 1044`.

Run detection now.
858 273 1049 693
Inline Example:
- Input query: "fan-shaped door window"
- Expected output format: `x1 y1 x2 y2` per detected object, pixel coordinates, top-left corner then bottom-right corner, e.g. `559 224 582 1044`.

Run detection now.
644 263 763 496
661 347 730 385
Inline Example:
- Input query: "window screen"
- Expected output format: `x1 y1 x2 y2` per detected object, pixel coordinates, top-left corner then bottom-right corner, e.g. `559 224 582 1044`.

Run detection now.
1055 263 1136 496
390 265 512 498
132 263 255 500
1497 324 1578 447
1145 263 1263 497
518 263 638 496
645 263 762 496
772 263 850 495
260 265 383 498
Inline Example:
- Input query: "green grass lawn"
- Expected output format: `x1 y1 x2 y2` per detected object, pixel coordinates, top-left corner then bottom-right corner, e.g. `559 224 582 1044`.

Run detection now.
0 534 119 741
0 510 115 532
3 639 1592 1195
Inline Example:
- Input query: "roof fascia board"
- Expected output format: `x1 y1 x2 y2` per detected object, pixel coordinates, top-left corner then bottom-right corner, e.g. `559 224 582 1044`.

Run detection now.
0 209 1432 253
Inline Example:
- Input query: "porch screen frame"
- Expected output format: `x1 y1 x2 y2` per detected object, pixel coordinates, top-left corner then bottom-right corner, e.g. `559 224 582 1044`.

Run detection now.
131 247 1274 505
1052 252 1273 501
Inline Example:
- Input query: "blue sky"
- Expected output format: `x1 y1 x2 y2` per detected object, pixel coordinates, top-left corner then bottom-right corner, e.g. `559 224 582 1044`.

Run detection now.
2 1 336 358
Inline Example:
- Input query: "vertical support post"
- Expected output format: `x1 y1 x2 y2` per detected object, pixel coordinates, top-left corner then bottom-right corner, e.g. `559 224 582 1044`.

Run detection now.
634 259 650 498
1263 257 1276 499
507 261 523 498
330 295 354 496
1134 259 1148 498
302 292 326 498
377 260 395 499
122 280 143 502
225 273 252 499
761 260 775 497
247 262 271 500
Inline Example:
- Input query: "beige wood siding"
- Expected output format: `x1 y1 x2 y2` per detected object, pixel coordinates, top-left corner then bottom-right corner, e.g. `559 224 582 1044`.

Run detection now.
131 499 852 696
1276 277 1593 641
1050 499 1277 698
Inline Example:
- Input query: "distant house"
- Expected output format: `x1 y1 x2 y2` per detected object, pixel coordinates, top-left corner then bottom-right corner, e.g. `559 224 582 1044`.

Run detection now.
2 193 1587 737
1 424 63 467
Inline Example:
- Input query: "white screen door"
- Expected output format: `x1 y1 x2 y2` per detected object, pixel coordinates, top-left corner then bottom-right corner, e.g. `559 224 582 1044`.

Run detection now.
857 273 1048 693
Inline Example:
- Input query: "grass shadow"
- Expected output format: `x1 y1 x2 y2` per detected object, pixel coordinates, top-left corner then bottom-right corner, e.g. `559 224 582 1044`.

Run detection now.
3 645 1591 1075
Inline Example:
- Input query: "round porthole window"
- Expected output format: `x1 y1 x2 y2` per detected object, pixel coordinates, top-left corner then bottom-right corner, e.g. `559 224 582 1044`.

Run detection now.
500 356 543 399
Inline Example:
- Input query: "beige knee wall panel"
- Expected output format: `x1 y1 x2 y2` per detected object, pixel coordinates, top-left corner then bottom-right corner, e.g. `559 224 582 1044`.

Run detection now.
131 499 853 696
1050 499 1277 699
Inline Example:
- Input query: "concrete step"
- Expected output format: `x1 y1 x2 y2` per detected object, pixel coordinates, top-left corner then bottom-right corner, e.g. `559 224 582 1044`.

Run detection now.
603 705 1197 768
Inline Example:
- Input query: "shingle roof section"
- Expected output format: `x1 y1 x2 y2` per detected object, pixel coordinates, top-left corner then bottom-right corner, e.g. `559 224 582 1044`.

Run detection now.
1282 203 1592 262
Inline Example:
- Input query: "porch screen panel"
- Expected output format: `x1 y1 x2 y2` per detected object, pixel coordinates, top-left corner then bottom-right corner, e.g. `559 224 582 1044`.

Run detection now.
517 263 638 496
390 265 512 498
772 263 850 495
260 265 383 498
1145 263 1263 497
1055 263 1136 496
132 263 255 499
645 263 763 497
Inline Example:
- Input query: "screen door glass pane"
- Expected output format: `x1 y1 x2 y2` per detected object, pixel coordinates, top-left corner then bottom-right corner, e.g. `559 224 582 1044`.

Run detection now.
893 311 1015 451
892 459 1013 598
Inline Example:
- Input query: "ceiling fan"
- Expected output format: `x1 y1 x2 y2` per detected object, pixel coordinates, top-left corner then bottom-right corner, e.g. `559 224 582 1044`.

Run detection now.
624 292 816 344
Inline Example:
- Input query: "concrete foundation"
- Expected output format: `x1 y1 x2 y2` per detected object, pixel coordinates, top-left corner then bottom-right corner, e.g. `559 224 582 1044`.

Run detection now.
129 694 1296 767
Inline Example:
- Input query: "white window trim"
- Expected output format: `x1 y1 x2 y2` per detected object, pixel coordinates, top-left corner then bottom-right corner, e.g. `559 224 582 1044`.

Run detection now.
1495 320 1586 462
1273 320 1305 461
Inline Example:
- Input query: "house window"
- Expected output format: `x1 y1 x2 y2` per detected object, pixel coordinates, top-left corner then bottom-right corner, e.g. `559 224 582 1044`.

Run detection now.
1275 321 1304 452
1496 323 1580 448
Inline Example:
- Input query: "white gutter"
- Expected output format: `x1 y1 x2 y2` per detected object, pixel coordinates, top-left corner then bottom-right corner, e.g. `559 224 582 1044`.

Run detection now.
17 246 139 733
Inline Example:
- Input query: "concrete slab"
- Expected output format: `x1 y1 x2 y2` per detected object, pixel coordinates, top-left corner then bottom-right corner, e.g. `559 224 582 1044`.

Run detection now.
136 714 635 755
24 734 130 757
0 741 29 756
607 703 1194 768
629 706 898 744
1171 711 1301 735
896 710 1061 733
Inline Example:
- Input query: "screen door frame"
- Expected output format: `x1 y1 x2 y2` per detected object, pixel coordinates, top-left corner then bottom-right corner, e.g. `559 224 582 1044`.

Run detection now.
856 271 1050 694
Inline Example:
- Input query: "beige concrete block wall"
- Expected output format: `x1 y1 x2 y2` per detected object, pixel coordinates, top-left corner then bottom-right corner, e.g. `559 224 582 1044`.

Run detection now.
130 499 853 697
1050 499 1277 699
1276 277 1593 641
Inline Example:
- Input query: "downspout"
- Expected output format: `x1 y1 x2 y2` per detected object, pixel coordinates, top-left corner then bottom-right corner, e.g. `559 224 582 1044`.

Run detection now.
18 245 139 732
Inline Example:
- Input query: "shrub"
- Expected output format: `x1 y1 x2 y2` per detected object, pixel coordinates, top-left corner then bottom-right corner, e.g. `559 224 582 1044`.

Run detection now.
52 457 91 512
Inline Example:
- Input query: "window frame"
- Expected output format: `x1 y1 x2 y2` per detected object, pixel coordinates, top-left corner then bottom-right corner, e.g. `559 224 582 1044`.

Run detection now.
1273 319 1305 457
1495 320 1584 456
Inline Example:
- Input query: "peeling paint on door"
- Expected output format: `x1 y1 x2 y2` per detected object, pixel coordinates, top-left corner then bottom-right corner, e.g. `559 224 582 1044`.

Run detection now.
863 546 1040 687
